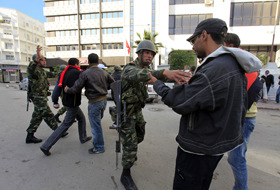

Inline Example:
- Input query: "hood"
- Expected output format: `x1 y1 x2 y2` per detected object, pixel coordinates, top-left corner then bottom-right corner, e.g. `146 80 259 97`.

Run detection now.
199 46 262 73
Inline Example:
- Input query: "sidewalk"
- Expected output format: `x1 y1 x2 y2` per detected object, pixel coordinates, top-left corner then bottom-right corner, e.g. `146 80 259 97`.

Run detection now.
257 99 280 110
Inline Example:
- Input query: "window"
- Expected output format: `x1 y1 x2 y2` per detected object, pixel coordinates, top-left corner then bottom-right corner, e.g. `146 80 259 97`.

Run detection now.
169 14 212 35
230 1 280 26
5 43 13 49
6 55 14 60
240 45 276 62
170 0 204 5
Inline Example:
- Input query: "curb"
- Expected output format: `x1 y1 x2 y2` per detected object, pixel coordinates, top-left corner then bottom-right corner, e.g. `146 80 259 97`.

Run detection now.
257 106 280 110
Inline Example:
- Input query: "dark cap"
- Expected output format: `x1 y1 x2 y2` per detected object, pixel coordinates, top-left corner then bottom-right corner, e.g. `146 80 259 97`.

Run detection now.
114 65 121 71
187 18 227 42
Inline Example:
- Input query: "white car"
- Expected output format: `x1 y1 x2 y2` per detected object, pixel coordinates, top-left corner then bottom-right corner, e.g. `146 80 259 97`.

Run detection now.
19 78 28 90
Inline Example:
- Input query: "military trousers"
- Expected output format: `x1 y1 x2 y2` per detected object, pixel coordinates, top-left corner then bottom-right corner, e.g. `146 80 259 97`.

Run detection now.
120 109 146 169
57 106 66 115
26 97 58 133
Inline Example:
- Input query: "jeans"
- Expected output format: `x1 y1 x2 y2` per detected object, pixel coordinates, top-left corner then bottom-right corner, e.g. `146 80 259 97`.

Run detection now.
267 85 271 93
173 147 223 190
88 100 107 151
41 106 88 151
228 117 256 190
276 87 280 103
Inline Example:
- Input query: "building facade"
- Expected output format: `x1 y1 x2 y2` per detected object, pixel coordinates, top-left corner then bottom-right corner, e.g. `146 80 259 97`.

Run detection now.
43 0 280 69
0 8 46 82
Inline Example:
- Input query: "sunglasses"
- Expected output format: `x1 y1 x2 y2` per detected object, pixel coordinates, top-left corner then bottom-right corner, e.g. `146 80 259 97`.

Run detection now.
189 34 201 45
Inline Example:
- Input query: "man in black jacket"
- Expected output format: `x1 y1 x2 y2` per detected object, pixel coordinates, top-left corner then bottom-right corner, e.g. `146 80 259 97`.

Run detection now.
148 18 262 189
111 65 122 81
65 53 115 154
40 58 92 156
262 70 274 93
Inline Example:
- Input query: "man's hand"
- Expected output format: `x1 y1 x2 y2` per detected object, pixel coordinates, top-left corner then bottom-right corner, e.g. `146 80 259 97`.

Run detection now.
64 85 69 93
35 45 42 62
147 73 157 85
53 103 60 109
263 99 268 103
163 70 192 85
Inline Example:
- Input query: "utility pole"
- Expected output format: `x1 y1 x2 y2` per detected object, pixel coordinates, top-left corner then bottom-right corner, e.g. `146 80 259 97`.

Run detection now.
269 0 280 62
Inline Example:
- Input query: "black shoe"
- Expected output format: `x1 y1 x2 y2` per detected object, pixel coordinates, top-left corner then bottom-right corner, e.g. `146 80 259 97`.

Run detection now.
40 147 51 156
88 148 105 154
81 136 92 144
54 114 61 123
26 133 42 144
61 132 68 138
121 174 138 190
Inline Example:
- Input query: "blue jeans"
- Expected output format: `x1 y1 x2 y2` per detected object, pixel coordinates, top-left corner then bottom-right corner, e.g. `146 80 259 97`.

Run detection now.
88 100 107 151
41 106 88 151
228 117 256 190
276 86 280 103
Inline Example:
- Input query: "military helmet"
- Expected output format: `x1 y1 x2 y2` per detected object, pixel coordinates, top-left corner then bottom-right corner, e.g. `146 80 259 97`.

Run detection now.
136 40 156 55
32 54 46 61
114 65 121 71
59 64 67 72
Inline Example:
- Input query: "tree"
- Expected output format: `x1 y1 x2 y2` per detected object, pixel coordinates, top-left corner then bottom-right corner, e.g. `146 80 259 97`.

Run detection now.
132 29 163 53
53 65 60 72
169 50 196 70
257 54 269 66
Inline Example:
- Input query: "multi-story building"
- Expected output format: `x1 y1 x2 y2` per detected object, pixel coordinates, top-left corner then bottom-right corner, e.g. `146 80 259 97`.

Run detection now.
43 0 280 70
0 7 46 82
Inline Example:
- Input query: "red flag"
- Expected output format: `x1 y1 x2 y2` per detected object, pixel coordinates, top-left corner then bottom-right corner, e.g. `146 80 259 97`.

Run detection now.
126 40 130 54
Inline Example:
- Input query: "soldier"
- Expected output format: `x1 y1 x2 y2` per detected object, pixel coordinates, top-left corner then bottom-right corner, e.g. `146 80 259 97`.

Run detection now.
26 45 67 144
119 40 191 190
53 64 67 123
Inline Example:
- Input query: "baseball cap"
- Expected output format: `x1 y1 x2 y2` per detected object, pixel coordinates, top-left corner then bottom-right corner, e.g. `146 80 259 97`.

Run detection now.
98 64 107 69
114 65 121 71
187 18 228 42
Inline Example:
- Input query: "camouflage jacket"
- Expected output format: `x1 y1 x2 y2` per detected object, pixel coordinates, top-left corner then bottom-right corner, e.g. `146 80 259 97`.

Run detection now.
121 58 165 111
27 61 57 99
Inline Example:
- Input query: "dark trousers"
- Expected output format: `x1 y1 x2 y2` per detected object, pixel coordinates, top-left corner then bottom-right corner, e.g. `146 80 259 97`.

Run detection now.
173 147 223 190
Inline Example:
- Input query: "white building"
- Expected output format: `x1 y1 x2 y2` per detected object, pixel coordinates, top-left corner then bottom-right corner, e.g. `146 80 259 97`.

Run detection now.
0 8 46 82
43 0 280 69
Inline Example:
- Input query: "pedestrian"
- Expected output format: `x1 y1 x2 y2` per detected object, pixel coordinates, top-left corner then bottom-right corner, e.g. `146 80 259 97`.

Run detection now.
111 65 122 81
225 33 264 190
26 45 66 144
148 18 262 189
262 70 274 93
64 53 115 154
40 58 92 156
97 63 107 70
275 75 280 103
119 40 192 190
53 64 67 123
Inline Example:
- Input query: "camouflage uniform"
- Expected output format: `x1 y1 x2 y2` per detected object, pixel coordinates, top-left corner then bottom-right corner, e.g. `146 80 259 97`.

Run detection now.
26 61 58 133
57 106 66 115
120 58 165 169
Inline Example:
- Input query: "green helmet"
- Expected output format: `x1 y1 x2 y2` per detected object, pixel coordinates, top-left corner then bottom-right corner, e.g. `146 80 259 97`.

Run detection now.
59 64 67 72
32 54 46 61
114 65 121 71
136 40 156 55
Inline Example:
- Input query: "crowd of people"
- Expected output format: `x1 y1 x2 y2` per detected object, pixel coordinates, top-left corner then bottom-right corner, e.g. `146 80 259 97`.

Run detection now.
25 17 280 190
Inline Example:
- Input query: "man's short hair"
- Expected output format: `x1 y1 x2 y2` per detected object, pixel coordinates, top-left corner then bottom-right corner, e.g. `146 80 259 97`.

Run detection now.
88 53 99 64
190 66 196 72
68 58 79 66
224 33 241 47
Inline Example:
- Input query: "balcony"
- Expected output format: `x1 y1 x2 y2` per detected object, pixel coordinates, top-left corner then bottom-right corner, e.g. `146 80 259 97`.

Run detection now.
43 5 77 16
80 3 99 13
102 34 124 43
46 36 79 46
80 19 100 29
0 33 13 40
45 21 78 31
46 51 79 59
102 1 123 12
102 18 123 28
80 35 100 44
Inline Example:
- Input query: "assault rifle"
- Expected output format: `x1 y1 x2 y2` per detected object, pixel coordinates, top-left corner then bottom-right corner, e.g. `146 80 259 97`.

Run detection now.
26 83 31 111
109 80 126 169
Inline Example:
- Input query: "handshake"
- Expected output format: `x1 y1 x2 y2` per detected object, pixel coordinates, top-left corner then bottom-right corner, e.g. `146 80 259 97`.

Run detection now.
53 103 60 109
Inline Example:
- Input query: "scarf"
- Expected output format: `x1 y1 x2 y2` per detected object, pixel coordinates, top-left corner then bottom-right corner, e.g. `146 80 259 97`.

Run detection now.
58 65 82 87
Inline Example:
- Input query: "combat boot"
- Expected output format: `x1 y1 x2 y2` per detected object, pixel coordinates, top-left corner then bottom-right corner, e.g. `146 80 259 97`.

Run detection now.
54 113 61 123
120 169 138 190
26 133 42 144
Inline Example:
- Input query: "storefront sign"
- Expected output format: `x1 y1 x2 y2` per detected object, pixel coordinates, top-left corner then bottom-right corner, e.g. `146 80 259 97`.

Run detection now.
6 69 17 72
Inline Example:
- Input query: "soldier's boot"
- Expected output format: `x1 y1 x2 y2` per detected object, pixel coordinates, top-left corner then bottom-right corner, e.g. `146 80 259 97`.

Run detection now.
120 168 138 190
54 113 61 123
26 132 42 144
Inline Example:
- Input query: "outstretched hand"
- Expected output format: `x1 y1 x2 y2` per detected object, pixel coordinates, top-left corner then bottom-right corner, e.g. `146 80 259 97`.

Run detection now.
147 73 157 85
64 85 69 93
35 45 42 62
163 70 192 85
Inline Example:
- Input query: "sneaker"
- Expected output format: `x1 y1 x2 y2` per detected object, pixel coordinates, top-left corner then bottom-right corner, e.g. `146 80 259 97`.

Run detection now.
274 102 279 104
88 148 105 154
40 147 51 156
81 136 92 144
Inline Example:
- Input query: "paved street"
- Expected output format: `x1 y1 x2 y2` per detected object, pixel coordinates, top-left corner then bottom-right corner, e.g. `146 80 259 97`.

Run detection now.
0 85 279 190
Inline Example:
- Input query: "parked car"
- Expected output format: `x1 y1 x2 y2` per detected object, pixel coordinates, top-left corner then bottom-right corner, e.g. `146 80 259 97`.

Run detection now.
19 78 28 90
